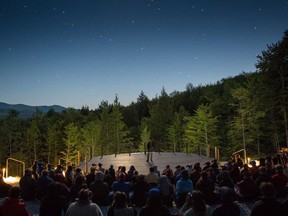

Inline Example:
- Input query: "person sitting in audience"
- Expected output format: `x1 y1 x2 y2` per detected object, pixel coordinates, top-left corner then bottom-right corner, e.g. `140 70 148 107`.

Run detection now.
85 166 96 188
131 174 148 207
139 188 171 216
36 170 53 200
255 166 274 194
0 174 12 198
70 175 87 202
157 175 175 207
0 186 31 216
196 171 215 205
235 171 257 201
66 188 103 216
144 167 159 189
179 190 212 216
176 170 193 208
112 172 131 198
272 164 288 197
107 191 137 216
19 169 37 201
250 182 285 216
90 171 110 206
212 186 240 216
216 170 233 189
39 182 69 216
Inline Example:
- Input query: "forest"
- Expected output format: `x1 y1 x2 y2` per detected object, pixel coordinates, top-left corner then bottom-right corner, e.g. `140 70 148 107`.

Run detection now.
0 30 287 168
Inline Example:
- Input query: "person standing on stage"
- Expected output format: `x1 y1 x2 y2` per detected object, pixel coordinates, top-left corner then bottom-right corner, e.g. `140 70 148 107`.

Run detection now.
146 141 153 163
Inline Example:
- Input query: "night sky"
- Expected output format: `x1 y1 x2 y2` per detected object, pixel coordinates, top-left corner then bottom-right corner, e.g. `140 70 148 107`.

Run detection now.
1 0 288 109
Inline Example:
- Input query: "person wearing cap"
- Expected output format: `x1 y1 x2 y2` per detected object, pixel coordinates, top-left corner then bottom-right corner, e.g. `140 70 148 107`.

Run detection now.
272 164 288 197
66 188 103 216
19 169 37 201
250 182 285 216
139 188 171 216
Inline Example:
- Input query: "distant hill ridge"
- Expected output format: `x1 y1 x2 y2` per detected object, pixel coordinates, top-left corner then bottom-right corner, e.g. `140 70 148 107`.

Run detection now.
0 102 66 118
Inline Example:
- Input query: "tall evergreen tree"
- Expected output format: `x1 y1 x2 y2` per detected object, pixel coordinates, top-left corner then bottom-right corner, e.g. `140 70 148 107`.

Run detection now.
184 104 219 156
110 95 132 156
148 88 173 150
256 30 288 147
61 123 81 167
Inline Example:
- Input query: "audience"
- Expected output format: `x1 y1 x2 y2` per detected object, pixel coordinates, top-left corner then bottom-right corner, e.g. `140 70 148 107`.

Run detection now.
11 153 288 216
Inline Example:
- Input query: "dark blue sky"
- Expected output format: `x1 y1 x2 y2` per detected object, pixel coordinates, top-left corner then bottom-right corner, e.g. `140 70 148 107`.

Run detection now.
1 0 288 109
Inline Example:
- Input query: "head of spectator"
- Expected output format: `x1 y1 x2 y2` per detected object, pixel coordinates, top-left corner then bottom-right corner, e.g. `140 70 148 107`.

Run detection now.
259 182 276 199
187 190 206 214
41 170 49 177
147 188 162 206
95 171 104 182
113 191 128 208
119 172 126 182
54 173 65 183
250 160 256 167
24 168 32 177
219 186 236 204
121 166 126 173
90 166 96 174
9 186 21 199
77 188 93 205
275 164 284 174
259 166 267 175
181 169 189 180
75 175 85 186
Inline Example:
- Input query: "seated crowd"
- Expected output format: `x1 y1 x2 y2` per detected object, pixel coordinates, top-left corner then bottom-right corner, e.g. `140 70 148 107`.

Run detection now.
0 154 288 215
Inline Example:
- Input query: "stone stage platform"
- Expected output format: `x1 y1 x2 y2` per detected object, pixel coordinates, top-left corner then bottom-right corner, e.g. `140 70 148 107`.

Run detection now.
80 152 214 174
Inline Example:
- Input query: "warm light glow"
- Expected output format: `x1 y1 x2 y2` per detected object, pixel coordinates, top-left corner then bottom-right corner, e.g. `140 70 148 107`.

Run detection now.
3 176 20 184
2 168 5 178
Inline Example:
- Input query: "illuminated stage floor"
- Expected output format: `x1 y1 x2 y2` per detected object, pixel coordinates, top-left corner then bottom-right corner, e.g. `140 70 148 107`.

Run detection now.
80 152 214 174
